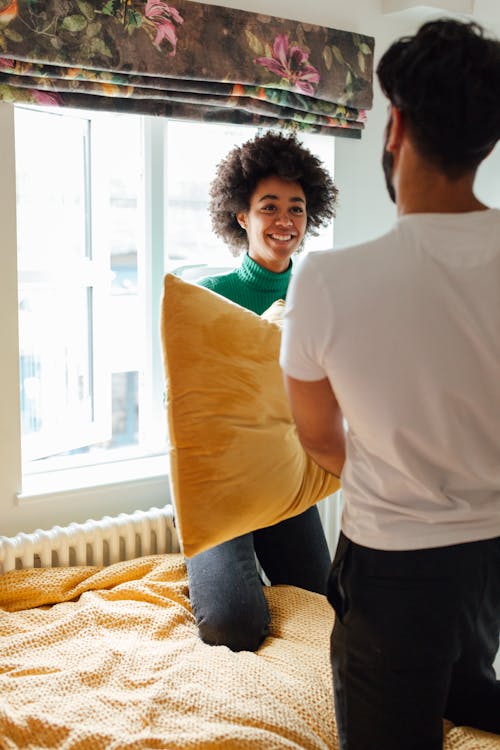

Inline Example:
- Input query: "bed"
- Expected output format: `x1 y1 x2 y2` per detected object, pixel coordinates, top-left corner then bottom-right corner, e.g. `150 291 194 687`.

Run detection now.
0 552 499 750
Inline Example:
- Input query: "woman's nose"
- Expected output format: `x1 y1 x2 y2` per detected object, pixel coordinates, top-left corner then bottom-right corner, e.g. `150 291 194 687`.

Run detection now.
275 213 293 226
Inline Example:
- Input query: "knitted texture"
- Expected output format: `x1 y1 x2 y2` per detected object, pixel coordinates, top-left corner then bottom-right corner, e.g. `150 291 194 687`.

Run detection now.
444 726 500 749
0 555 498 749
198 252 292 314
0 554 336 749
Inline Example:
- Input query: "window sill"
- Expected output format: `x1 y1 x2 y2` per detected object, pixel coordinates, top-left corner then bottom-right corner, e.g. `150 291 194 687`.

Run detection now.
18 453 169 504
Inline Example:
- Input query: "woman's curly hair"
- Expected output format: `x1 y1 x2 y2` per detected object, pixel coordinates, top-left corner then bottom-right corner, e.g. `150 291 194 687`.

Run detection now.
209 130 338 255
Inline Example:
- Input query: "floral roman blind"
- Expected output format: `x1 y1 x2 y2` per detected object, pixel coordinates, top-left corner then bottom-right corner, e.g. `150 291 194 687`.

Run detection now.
0 0 374 137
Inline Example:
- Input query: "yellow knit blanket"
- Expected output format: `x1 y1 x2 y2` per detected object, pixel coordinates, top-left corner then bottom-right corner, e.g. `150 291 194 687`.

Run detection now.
0 554 498 749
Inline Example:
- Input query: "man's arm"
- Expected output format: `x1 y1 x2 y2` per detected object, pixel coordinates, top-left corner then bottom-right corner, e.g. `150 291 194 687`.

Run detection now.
283 374 345 478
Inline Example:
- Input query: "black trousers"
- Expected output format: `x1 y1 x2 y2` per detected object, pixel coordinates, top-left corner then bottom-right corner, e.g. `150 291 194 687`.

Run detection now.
328 532 500 750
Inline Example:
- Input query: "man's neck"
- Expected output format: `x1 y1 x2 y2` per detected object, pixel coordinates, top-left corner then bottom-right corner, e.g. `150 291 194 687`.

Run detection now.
395 141 488 217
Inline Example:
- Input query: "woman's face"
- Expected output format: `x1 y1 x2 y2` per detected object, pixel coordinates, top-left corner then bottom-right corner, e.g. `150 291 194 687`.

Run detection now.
237 175 307 273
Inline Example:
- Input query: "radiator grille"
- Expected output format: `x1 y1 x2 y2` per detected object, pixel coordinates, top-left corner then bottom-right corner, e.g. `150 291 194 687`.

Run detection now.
0 505 179 574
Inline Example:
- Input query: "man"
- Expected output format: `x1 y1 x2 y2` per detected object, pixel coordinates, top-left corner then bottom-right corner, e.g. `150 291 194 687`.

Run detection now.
280 18 500 750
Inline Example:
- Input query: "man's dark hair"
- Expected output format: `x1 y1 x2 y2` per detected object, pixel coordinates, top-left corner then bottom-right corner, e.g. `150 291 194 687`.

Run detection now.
376 19 500 178
209 130 338 255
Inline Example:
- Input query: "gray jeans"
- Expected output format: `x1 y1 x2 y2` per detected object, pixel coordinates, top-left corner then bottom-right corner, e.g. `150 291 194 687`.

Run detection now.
186 505 331 652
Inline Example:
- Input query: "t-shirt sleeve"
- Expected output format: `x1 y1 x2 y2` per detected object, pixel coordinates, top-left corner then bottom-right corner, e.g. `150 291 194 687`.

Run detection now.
279 253 332 381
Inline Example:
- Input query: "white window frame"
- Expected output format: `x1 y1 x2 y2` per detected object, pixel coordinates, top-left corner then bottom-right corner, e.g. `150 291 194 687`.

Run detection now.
0 102 170 538
17 110 113 463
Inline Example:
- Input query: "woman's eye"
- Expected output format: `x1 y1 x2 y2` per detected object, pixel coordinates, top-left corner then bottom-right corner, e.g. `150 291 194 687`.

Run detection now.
259 203 305 215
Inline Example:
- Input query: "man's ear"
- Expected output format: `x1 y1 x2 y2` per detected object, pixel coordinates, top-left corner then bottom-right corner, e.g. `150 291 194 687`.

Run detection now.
236 211 247 229
386 106 405 153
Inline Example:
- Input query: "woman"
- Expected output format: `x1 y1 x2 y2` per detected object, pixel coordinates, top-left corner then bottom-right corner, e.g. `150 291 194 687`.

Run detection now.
187 130 339 652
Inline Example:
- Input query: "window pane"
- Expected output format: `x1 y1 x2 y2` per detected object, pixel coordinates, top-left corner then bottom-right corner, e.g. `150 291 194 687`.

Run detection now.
15 108 88 266
19 284 96 461
15 107 146 471
15 107 104 463
91 113 144 454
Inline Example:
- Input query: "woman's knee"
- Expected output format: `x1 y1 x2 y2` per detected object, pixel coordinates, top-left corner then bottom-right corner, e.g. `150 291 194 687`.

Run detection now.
196 605 270 652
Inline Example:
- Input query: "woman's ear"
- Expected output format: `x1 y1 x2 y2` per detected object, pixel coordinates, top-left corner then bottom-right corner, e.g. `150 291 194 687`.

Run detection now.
236 211 247 230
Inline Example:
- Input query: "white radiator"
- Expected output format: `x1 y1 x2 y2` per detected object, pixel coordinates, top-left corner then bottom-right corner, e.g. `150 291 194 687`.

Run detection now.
0 505 179 574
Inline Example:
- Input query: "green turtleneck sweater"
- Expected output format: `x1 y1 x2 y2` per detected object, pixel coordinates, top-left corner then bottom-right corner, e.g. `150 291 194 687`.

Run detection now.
198 253 292 315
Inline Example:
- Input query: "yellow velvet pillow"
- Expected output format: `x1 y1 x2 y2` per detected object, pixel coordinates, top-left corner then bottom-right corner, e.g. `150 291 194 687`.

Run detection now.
161 273 340 558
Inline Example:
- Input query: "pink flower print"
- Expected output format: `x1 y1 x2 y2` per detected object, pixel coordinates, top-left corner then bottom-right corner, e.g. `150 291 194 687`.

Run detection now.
255 34 320 96
145 0 183 55
31 90 63 107
153 19 176 49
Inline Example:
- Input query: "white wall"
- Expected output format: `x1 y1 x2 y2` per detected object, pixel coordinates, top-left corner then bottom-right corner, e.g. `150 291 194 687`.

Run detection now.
0 0 499 538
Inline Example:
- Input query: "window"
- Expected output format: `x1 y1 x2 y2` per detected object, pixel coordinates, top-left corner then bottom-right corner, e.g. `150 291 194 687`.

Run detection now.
14 106 335 492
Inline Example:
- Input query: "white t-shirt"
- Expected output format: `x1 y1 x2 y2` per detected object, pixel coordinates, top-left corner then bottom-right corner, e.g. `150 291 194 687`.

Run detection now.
280 210 500 550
